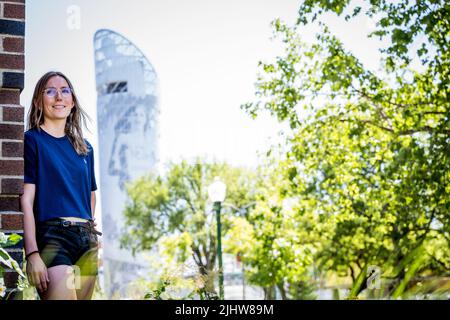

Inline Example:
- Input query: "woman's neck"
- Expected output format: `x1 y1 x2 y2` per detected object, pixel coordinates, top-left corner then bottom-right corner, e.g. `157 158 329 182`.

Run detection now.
40 121 66 138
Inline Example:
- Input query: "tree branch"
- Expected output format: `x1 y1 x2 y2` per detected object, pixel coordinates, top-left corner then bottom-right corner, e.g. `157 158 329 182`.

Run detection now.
427 253 450 271
425 110 447 115
192 246 205 268
339 118 450 135
349 264 356 283
352 86 441 111
185 197 198 215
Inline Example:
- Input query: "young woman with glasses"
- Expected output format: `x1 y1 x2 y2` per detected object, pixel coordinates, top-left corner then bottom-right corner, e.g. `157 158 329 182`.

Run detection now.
21 71 101 300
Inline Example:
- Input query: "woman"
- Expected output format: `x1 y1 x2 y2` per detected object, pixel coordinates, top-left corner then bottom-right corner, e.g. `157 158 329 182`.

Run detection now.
21 71 101 300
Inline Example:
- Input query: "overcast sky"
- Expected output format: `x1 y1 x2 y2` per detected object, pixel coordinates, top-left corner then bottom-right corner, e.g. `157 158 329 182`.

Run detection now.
24 0 386 223
24 0 386 166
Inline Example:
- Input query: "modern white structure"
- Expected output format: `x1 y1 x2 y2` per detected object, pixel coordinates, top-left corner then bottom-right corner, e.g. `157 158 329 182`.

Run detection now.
93 29 160 298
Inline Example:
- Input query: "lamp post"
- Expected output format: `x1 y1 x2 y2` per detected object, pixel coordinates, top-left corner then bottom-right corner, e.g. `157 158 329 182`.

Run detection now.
208 176 226 300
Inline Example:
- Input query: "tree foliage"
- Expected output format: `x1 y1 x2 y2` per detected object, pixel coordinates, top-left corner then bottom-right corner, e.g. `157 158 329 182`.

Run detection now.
120 158 258 296
120 1 449 300
225 163 322 299
242 0 449 298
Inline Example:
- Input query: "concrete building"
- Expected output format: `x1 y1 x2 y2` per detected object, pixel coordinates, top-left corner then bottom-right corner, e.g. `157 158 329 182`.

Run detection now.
93 29 160 298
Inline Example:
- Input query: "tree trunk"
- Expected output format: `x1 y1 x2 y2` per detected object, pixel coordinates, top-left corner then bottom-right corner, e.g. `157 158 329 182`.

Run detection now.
264 286 276 300
391 244 427 298
332 288 340 300
347 263 368 299
277 283 288 300
197 265 217 296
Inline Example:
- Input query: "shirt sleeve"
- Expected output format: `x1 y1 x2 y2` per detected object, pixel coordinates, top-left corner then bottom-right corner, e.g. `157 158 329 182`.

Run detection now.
89 144 98 191
24 132 37 184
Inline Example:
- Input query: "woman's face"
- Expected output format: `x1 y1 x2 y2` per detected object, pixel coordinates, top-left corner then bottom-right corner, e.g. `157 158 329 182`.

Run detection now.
131 105 147 129
41 76 74 122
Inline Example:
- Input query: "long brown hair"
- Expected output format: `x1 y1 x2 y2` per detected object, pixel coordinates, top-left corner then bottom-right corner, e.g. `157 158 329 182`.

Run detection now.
27 71 92 155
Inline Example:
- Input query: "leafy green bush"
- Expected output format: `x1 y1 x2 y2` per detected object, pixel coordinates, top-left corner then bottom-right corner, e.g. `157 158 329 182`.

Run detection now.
0 232 27 300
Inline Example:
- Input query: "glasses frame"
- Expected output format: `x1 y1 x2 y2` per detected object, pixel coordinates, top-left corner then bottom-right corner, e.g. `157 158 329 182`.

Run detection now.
42 87 73 98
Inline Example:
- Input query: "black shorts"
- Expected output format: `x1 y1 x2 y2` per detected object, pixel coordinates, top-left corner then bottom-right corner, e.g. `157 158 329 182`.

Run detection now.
36 220 99 276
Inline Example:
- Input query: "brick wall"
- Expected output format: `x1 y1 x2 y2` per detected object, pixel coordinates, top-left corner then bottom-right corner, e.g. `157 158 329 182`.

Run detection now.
0 0 25 300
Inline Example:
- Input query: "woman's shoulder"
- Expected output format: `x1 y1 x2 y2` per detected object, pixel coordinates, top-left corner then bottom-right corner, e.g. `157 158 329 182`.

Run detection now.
24 127 39 142
83 138 94 152
25 127 38 135
83 138 92 146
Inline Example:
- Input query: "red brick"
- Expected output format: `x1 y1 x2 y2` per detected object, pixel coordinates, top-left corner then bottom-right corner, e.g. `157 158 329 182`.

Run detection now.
0 54 24 69
0 124 23 140
2 141 23 157
0 196 20 211
0 89 20 104
2 106 24 122
4 3 25 20
3 271 19 289
1 178 23 194
3 37 24 53
1 213 23 230
1 0 25 3
0 160 23 175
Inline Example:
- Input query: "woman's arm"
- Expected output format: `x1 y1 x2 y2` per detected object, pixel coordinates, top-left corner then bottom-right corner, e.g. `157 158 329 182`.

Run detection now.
21 183 38 255
91 191 96 217
21 183 49 292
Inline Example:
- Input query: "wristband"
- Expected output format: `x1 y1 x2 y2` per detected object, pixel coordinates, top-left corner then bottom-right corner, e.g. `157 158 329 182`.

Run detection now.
25 250 39 260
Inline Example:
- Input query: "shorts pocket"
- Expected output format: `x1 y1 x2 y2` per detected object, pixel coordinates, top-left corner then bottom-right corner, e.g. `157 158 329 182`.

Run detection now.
36 225 54 240
88 232 99 247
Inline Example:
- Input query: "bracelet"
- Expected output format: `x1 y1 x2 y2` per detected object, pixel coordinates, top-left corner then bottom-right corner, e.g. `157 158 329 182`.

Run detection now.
25 250 39 260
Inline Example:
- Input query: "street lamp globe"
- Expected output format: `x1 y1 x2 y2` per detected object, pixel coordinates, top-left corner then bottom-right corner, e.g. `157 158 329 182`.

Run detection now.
208 176 226 203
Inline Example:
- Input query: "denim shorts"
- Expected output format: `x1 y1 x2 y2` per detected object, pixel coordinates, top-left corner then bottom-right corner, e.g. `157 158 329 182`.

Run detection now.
36 221 99 276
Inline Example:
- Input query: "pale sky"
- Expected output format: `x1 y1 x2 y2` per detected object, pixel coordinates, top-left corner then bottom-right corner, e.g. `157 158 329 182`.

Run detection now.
24 0 386 223
24 0 386 166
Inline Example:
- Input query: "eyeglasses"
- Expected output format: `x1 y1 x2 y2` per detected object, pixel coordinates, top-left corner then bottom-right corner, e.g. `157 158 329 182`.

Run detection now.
43 87 72 98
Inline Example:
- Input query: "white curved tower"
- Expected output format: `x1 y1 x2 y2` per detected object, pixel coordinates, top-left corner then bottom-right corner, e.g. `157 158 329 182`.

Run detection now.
94 29 159 298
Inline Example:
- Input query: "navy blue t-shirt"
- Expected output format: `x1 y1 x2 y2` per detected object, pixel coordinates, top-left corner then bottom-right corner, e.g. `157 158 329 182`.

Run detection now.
24 127 97 222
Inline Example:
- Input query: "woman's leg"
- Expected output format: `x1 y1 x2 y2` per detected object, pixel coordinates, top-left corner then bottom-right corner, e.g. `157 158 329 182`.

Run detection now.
75 243 98 300
39 265 77 300
76 275 97 300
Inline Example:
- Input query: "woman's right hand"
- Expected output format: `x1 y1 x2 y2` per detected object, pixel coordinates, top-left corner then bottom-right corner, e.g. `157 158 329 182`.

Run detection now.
26 253 50 292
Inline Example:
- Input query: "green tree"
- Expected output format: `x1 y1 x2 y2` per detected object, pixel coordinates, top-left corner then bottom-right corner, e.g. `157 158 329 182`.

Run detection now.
243 0 449 299
224 163 321 299
120 158 258 297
